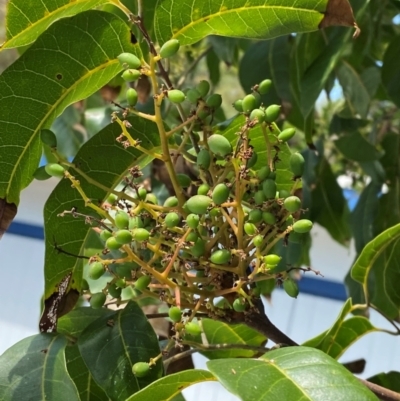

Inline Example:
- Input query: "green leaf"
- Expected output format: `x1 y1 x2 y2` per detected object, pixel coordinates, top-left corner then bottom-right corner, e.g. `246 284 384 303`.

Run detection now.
334 132 381 162
78 301 163 401
58 307 115 338
0 334 80 401
154 0 356 46
125 370 215 401
66 344 109 401
302 299 377 359
1 0 111 50
368 371 400 393
382 35 400 108
43 115 160 301
0 10 140 205
207 347 378 401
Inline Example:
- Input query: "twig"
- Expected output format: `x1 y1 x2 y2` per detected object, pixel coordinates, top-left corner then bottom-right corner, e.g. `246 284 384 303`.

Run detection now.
357 378 400 401
58 208 111 231
53 237 89 260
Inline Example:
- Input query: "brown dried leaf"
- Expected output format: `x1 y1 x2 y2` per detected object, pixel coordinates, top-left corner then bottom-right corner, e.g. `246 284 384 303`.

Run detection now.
0 199 17 240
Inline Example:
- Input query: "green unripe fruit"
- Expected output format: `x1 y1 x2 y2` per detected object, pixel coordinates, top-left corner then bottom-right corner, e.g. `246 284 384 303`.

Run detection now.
278 127 296 142
198 184 210 196
187 88 201 103
117 52 141 69
165 212 180 228
137 187 147 200
108 283 122 298
167 89 186 104
129 216 144 229
186 195 212 214
247 151 258 168
45 163 65 178
33 166 51 181
197 149 211 170
249 108 265 123
242 94 257 113
264 254 281 265
100 229 112 241
186 214 200 229
262 212 276 225
233 298 246 312
196 80 210 97
81 279 89 291
121 69 141 82
285 215 294 228
164 196 179 207
257 166 270 181
106 237 122 250
210 249 231 265
88 261 105 280
132 362 150 378
115 229 133 244
253 234 263 247
190 238 206 257
284 196 302 213
186 231 198 242
208 134 232 157
177 173 192 188
106 193 118 204
90 292 106 309
115 211 129 229
209 207 221 218
185 322 202 336
197 109 210 120
269 171 276 180
212 183 230 205
233 99 243 112
168 306 182 322
40 129 57 148
126 88 138 107
254 190 266 205
253 92 262 108
206 93 222 109
283 278 299 298
244 222 257 236
265 104 281 123
258 79 272 95
132 228 150 242
135 275 151 290
293 219 313 233
249 209 263 224
160 39 180 58
262 179 277 199
290 152 305 178
115 278 127 288
279 190 290 199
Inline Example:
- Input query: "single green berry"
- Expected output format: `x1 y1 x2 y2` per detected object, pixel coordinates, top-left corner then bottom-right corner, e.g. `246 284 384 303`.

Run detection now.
186 231 199 242
247 151 258 168
233 99 243 112
248 209 263 224
284 196 302 213
253 234 263 247
115 278 127 288
117 52 141 69
190 238 206 257
106 193 118 204
206 93 222 109
185 322 202 336
177 173 192 188
242 94 256 113
40 129 57 148
33 166 51 181
122 69 141 82
167 89 186 104
209 207 221 218
264 254 281 265
165 212 180 228
186 195 212 215
262 212 276 225
290 152 305 178
244 222 257 236
292 219 313 233
207 134 232 157
233 298 246 312
257 166 270 181
106 237 122 250
278 127 296 142
168 306 182 322
100 229 112 241
186 214 200 229
134 275 151 290
132 362 150 378
198 184 210 196
254 190 266 205
283 278 299 298
108 283 122 298
265 104 281 123
258 79 272 95
137 187 147 200
164 196 179 207
262 179 277 199
126 88 138 107
279 190 290 199
160 39 180 58
129 216 144 229
45 163 65 178
115 229 133 244
115 211 129 229
90 292 106 309
88 261 105 280
197 149 211 170
196 80 210 97
210 249 231 265
249 108 265 123
187 88 201 103
212 183 230 205
132 228 150 242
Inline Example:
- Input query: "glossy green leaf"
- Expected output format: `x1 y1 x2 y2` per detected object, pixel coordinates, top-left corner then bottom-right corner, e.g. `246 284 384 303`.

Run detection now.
0 334 80 401
154 0 357 46
368 371 400 393
1 0 111 50
334 132 381 162
207 347 378 401
66 344 109 401
125 370 215 401
382 35 400 108
187 318 267 359
0 10 140 206
302 299 377 359
78 301 163 401
43 115 160 301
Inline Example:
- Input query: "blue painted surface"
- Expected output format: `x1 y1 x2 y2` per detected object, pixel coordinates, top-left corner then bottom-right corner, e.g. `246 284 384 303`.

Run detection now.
8 221 44 240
